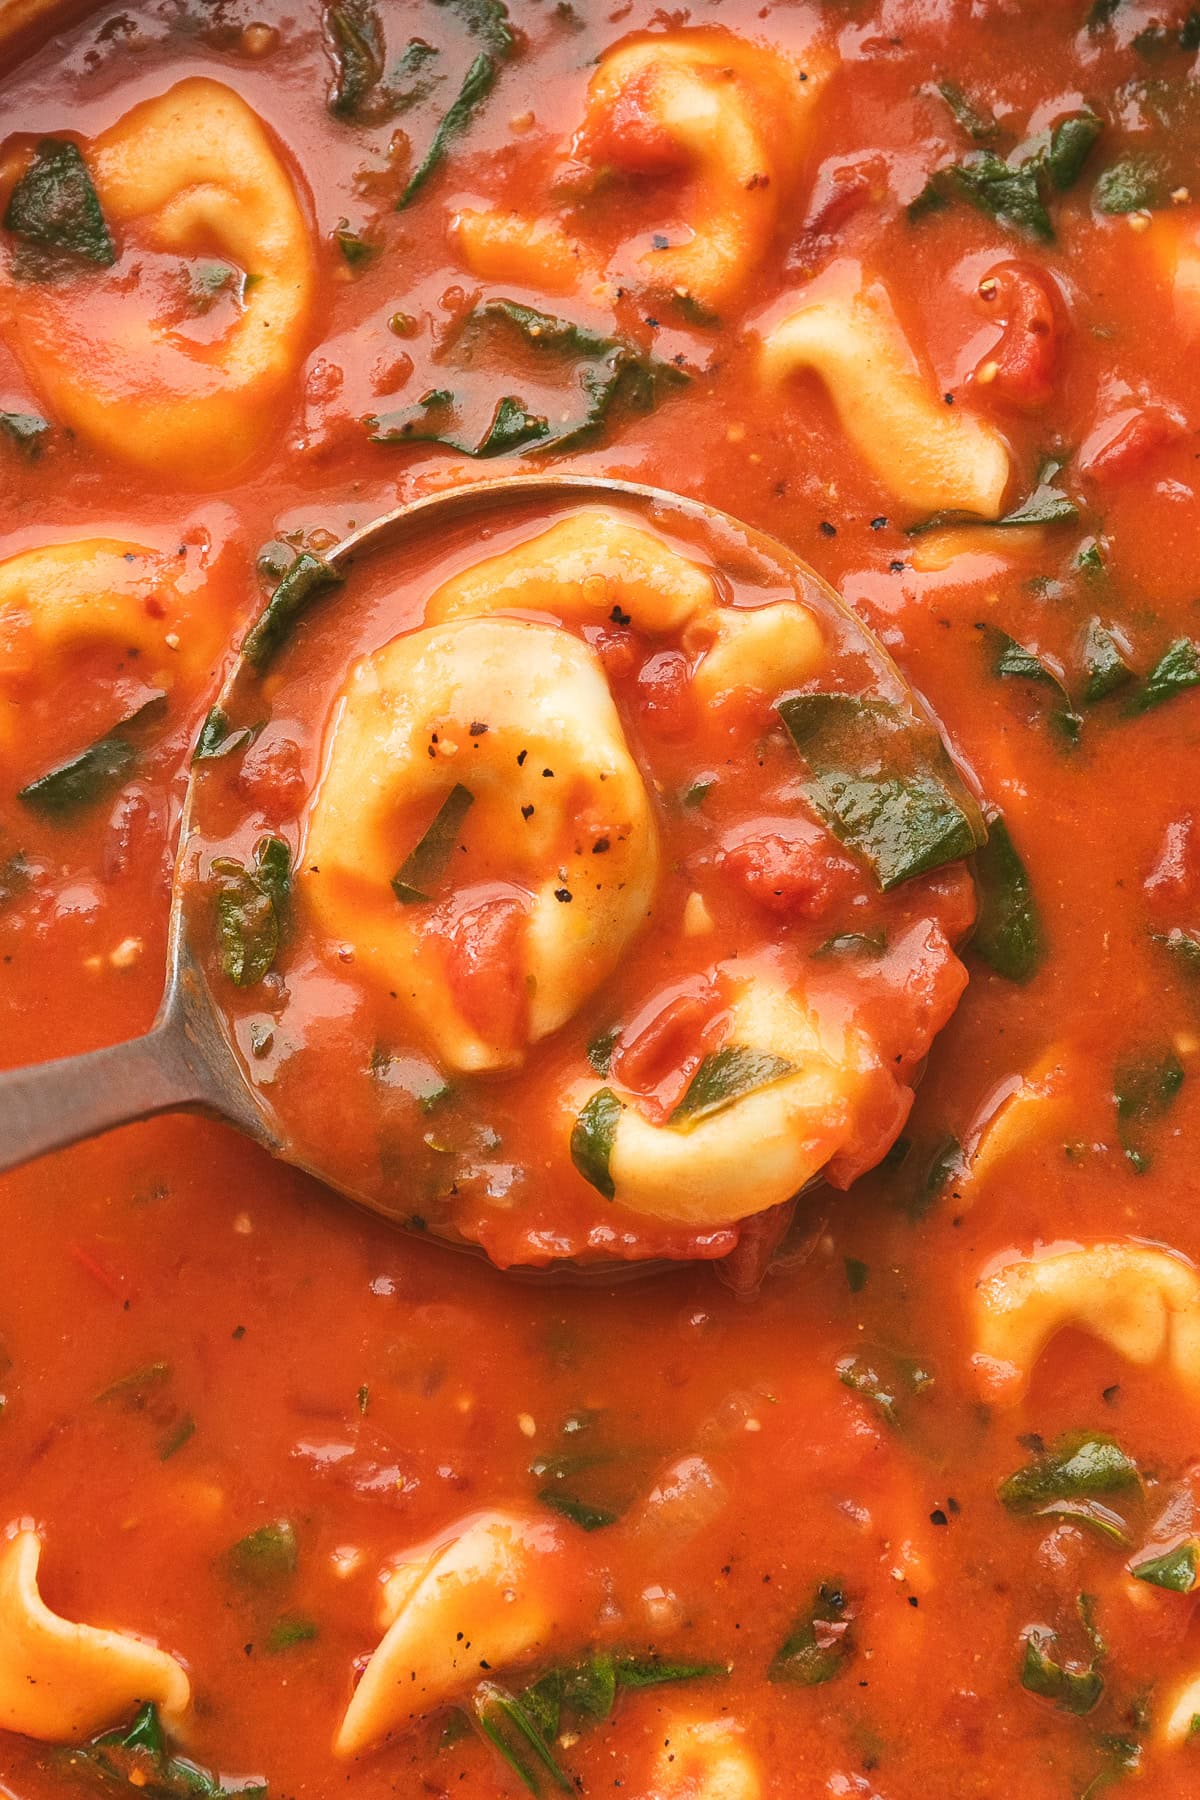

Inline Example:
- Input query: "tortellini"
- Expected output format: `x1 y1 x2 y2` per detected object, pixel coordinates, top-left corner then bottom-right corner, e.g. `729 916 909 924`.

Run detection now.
641 1716 761 1799
972 1242 1200 1405
0 1528 190 1743
302 616 659 1072
760 260 1012 518
454 27 829 312
0 78 313 484
334 1510 570 1757
569 961 880 1225
426 508 825 704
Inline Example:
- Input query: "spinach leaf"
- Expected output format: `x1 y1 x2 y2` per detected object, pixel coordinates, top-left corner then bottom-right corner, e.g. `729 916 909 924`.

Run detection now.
214 836 292 988
334 221 376 267
0 409 50 457
584 1026 618 1077
669 1047 794 1130
1155 926 1200 978
521 1651 724 1744
63 1703 267 1797
18 693 165 819
569 1087 623 1199
837 1349 933 1428
983 626 1081 743
769 1580 854 1685
398 0 514 208
1020 1628 1104 1715
391 783 474 903
4 138 115 268
1081 618 1134 702
935 78 998 142
1094 153 1169 214
1131 1540 1199 1592
615 1655 726 1689
952 150 1053 240
914 115 1100 242
1114 1047 1185 1171
1047 112 1104 190
242 550 343 673
192 706 263 764
266 1615 319 1651
369 300 685 456
325 0 388 117
999 1433 1141 1509
909 457 1077 535
531 1448 623 1531
777 692 985 891
1124 638 1200 716
224 1519 298 1585
971 811 1043 982
472 1682 572 1796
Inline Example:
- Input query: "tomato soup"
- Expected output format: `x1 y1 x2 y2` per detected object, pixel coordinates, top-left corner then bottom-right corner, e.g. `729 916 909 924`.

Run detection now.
4 0 1200 1795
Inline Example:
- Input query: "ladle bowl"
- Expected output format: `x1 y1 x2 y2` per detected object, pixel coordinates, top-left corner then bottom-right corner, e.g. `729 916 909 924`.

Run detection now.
0 474 977 1269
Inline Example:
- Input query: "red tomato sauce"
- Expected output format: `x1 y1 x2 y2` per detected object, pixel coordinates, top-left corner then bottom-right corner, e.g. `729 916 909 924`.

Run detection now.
2 1 1200 1796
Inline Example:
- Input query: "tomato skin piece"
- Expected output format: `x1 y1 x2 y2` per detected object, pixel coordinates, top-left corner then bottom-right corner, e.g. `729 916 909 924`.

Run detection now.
974 261 1062 409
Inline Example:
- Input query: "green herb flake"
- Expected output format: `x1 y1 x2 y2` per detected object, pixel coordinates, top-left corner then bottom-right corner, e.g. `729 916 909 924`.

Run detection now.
334 222 376 267
391 783 474 903
4 138 116 267
935 78 998 141
837 1350 933 1427
971 811 1044 983
18 693 165 820
1125 638 1200 716
1130 1540 1199 1592
1020 1627 1104 1716
1114 1046 1185 1171
952 150 1052 240
669 1046 794 1131
158 1415 196 1462
66 1702 268 1798
1046 112 1103 190
192 706 263 764
241 550 343 673
983 625 1081 743
769 1580 854 1686
1081 618 1134 702
585 1027 618 1077
777 692 985 891
225 1519 298 1586
266 1615 319 1653
570 1087 623 1200
998 1432 1141 1510
0 410 50 457
471 1681 572 1796
1095 153 1169 214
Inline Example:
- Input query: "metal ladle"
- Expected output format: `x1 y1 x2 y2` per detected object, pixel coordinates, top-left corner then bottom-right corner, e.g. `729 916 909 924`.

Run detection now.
0 474 977 1256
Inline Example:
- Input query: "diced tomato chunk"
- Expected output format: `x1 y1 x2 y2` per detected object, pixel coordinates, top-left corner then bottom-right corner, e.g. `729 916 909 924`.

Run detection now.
1080 405 1182 484
611 979 724 1104
238 735 306 815
1145 811 1200 916
636 648 694 739
437 892 528 1055
720 827 860 919
577 69 682 174
974 261 1062 409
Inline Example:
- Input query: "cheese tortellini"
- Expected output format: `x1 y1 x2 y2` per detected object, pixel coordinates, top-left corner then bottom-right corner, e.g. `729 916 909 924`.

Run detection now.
641 1716 762 1799
972 1242 1200 1405
454 27 830 312
334 1510 571 1757
760 261 1012 519
569 962 881 1225
0 78 314 484
0 1528 190 1744
302 616 659 1072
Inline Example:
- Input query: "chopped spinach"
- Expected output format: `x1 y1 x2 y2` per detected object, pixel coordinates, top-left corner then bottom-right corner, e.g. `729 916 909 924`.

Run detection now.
1094 153 1169 214
521 1651 724 1744
471 1682 572 1796
391 783 474 903
813 929 887 959
213 836 292 988
1020 1627 1104 1716
1130 1540 1199 1592
669 1047 794 1130
911 113 1101 241
0 409 50 458
584 1026 618 1077
18 693 165 819
192 706 263 764
224 1519 298 1585
935 78 998 142
909 457 1077 535
777 692 986 891
334 221 376 267
999 1433 1141 1511
1081 618 1134 702
569 1087 623 1199
369 300 685 456
952 149 1053 240
266 1614 319 1651
325 0 388 117
1114 1047 1185 1171
836 1349 933 1428
398 0 514 207
1046 113 1105 190
241 550 343 673
62 1703 266 1797
971 811 1043 983
531 1448 622 1531
769 1580 854 1685
1124 638 1200 716
983 626 1081 743
4 138 115 269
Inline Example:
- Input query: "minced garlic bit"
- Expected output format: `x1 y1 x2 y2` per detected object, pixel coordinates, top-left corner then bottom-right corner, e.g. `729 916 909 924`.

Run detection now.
109 936 144 970
517 1412 537 1438
682 890 715 936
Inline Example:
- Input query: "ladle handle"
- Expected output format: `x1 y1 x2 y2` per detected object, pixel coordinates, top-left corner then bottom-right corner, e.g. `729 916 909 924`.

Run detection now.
0 1022 211 1174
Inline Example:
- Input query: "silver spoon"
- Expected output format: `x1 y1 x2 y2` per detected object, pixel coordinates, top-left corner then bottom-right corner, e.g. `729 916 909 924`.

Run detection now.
0 473 982 1260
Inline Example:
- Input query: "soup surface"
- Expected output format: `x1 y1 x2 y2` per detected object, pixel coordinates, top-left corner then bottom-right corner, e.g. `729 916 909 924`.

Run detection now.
4 0 1200 1794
